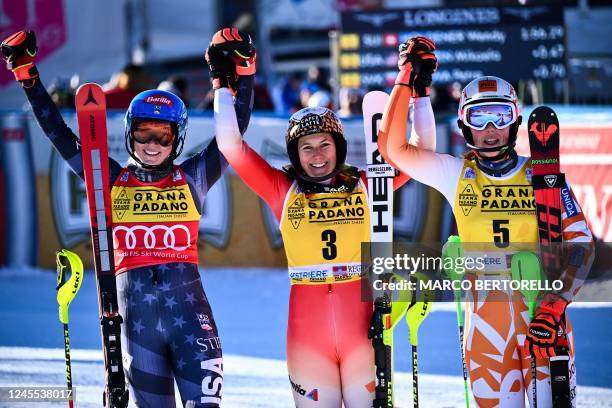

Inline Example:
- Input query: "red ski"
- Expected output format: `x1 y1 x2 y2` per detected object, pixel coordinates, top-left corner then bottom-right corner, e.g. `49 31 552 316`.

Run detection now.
527 105 571 408
75 83 128 408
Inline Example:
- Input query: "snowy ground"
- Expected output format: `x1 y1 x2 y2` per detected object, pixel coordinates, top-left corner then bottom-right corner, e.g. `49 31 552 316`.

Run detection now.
1 267 611 407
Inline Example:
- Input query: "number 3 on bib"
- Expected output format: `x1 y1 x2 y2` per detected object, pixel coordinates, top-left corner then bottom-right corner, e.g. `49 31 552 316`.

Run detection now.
321 229 337 260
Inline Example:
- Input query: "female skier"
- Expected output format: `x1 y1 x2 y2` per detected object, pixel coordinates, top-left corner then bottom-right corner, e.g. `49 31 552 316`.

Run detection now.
209 31 437 407
2 29 255 407
379 37 594 408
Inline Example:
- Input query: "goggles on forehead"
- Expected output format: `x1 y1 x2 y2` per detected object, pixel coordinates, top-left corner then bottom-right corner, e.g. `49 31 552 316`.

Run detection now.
132 122 176 147
463 102 517 131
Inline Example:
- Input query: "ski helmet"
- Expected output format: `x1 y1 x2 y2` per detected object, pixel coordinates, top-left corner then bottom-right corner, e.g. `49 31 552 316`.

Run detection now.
125 89 188 167
285 106 347 182
457 76 521 161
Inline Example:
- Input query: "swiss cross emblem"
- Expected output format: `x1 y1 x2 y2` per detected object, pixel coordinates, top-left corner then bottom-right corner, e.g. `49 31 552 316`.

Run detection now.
0 0 67 87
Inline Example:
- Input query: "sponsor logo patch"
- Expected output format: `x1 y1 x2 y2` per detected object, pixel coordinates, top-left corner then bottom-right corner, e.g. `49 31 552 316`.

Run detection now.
463 167 476 180
144 96 173 106
458 184 478 216
561 186 578 217
288 197 305 229
173 169 183 182
544 174 558 188
197 313 213 331
478 79 497 93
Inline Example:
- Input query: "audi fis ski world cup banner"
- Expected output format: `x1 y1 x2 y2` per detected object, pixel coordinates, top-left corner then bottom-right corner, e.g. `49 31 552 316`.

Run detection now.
338 5 567 88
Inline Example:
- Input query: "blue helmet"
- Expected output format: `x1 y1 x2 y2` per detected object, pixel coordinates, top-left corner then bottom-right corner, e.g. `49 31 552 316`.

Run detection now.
125 89 188 167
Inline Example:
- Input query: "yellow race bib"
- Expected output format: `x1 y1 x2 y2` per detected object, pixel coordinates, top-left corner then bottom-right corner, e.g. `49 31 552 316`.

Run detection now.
453 158 538 273
280 180 371 284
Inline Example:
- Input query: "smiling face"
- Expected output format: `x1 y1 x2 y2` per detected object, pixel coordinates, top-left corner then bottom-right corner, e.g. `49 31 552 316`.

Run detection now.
297 132 337 178
132 122 174 166
471 123 510 158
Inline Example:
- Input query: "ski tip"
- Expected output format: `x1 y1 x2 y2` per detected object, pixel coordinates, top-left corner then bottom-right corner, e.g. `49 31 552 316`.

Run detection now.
529 105 557 121
75 83 106 110
362 90 390 108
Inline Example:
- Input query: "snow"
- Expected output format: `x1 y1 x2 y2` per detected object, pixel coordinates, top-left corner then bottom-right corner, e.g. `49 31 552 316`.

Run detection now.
1 267 611 407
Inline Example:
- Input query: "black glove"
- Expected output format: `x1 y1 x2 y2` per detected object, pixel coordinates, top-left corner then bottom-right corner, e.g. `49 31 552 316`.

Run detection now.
396 36 437 97
1 30 39 82
205 28 256 91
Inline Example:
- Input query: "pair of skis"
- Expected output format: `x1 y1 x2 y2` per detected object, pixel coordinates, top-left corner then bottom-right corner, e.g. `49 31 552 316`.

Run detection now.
527 106 572 408
74 84 129 407
363 91 432 408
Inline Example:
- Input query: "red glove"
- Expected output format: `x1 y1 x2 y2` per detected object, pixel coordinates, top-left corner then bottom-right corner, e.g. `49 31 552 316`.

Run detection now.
1 30 39 82
396 36 437 97
205 28 256 91
525 293 569 359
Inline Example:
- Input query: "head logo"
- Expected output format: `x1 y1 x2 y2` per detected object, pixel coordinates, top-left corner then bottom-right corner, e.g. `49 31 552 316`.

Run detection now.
478 79 497 93
144 96 173 106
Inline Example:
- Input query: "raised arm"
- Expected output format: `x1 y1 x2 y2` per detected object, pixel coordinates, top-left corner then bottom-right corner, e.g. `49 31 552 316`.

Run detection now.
379 36 463 203
214 88 291 220
181 29 260 209
2 30 121 181
388 95 437 191
180 74 256 210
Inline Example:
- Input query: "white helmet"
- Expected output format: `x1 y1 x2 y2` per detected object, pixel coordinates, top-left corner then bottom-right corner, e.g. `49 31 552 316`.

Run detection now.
457 76 522 161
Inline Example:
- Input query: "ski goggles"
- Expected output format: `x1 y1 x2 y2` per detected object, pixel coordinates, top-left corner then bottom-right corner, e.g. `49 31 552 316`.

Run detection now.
132 121 176 147
462 102 517 131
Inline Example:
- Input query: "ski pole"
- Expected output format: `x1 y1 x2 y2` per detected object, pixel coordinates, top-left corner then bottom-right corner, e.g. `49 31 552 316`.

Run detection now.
405 273 432 408
511 251 542 408
442 235 470 408
56 249 84 408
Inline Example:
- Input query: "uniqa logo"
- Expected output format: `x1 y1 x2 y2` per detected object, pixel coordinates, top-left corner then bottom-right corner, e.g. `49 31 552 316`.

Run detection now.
144 96 173 106
113 225 191 251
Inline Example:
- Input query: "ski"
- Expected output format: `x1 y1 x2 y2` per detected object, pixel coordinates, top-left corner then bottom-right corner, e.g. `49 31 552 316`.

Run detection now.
75 83 129 408
363 90 396 407
527 106 571 408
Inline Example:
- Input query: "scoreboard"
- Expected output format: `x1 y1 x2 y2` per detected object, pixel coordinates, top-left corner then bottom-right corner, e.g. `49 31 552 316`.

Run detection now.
338 5 567 88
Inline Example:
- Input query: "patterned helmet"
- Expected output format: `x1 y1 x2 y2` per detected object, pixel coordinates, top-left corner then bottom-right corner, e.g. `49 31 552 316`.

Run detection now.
125 89 188 167
285 107 347 180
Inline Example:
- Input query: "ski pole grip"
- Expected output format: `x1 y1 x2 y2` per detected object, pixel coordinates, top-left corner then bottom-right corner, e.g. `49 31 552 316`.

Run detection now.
510 251 542 318
56 249 84 324
443 235 464 283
